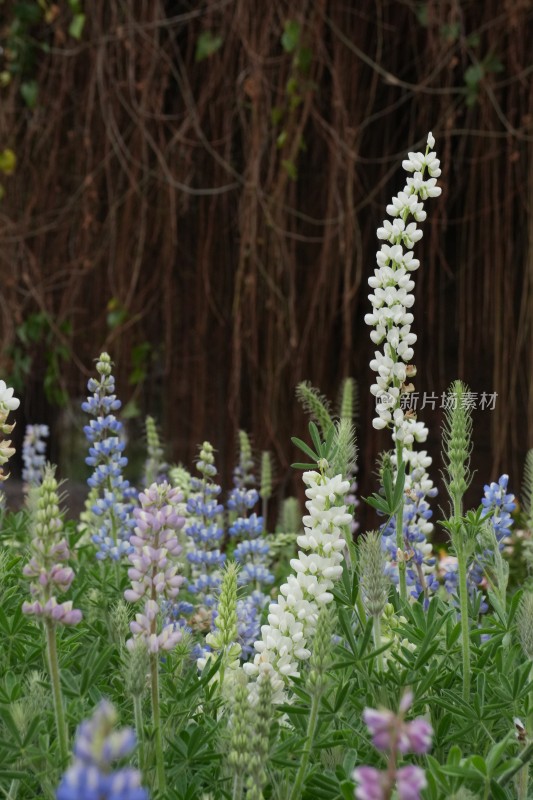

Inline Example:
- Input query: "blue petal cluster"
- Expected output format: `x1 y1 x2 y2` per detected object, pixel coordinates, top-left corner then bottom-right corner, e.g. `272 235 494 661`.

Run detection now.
470 474 516 587
56 700 148 800
82 354 136 561
185 443 226 608
225 442 274 657
22 423 49 486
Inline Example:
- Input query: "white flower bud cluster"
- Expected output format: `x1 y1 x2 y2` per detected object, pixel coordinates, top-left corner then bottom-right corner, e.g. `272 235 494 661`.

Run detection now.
243 471 351 700
365 132 441 442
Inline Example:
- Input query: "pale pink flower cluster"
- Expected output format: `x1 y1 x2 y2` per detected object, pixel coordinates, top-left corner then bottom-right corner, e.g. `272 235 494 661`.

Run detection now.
22 466 82 626
125 482 185 653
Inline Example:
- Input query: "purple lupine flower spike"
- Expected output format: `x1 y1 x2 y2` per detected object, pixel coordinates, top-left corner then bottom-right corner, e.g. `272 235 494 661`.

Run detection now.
125 482 185 653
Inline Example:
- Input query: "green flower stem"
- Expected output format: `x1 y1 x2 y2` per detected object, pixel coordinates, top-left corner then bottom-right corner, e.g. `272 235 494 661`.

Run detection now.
373 614 384 672
45 619 69 764
456 541 471 701
453 488 470 702
150 652 166 792
395 441 407 604
288 689 320 800
498 741 533 787
133 692 145 772
518 663 533 799
232 773 244 800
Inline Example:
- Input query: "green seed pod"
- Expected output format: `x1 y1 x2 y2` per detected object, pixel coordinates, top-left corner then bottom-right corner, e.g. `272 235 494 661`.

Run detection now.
358 531 389 618
260 451 273 502
517 591 533 661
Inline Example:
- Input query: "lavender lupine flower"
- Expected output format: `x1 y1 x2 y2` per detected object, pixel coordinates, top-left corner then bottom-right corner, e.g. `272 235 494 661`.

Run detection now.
22 424 49 488
244 470 351 700
82 353 136 561
22 465 82 626
353 691 432 800
56 700 148 800
125 482 185 653
185 442 226 609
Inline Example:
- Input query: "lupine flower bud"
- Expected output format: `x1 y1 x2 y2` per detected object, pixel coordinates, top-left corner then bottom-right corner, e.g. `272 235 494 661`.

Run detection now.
144 416 166 487
124 639 150 697
245 674 273 800
517 591 533 661
234 430 254 489
22 465 82 626
199 563 242 677
442 380 473 506
227 679 251 773
308 605 334 694
259 451 273 503
109 600 131 647
56 700 148 800
358 531 389 618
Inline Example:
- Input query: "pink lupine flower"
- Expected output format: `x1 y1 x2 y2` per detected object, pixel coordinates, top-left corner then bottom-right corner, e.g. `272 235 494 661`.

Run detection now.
353 766 386 800
353 691 432 800
396 765 428 800
22 465 82 627
125 482 185 653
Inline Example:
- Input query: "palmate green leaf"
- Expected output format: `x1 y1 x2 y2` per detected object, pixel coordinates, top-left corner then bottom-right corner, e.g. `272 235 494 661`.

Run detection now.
291 436 319 462
309 420 322 454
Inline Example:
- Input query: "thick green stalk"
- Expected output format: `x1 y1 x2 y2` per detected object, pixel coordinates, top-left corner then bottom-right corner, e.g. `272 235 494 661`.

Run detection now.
518 663 533 799
373 614 384 672
395 442 407 603
45 620 69 764
456 541 471 701
452 493 471 702
150 652 166 792
498 742 533 786
133 693 145 772
288 690 320 800
232 773 244 800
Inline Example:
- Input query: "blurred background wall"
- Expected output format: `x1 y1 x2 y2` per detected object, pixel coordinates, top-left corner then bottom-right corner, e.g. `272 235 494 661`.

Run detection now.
0 0 532 523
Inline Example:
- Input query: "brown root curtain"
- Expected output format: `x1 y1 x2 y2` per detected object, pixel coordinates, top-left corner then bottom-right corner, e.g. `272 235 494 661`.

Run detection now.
0 0 532 512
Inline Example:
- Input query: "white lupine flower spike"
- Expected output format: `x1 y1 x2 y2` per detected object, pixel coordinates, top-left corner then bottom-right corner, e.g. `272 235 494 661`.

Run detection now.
243 469 352 701
366 132 442 603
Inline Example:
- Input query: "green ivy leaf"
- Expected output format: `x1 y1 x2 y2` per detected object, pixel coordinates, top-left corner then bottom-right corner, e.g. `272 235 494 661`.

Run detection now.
195 31 223 62
20 80 38 109
69 13 86 40
281 20 300 53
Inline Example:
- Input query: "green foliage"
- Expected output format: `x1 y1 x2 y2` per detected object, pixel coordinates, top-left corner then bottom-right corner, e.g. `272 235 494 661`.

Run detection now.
9 312 70 406
195 31 223 62
295 381 334 438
